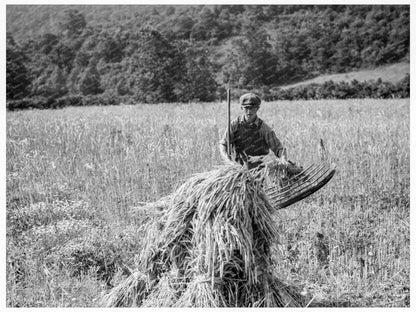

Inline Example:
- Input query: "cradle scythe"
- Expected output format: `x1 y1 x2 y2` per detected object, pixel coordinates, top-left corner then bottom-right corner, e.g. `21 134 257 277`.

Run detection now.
263 140 336 209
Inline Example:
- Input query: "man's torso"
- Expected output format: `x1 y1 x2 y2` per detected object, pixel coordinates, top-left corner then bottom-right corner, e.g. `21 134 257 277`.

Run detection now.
230 116 270 162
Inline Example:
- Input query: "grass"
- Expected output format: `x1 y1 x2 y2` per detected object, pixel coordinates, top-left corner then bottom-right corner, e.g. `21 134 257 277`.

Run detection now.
6 98 410 307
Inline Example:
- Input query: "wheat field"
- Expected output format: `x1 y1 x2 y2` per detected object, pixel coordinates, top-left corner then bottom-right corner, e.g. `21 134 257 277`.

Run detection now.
6 99 410 307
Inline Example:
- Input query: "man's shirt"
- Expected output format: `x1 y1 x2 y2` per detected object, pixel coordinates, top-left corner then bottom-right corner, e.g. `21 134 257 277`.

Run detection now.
220 115 284 163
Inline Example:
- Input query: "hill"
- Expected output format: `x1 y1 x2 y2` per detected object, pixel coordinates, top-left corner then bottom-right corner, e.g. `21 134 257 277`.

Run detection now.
6 5 410 105
281 62 410 90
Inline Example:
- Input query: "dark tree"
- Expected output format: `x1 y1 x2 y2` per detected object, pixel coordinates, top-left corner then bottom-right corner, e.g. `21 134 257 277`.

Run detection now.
129 28 184 103
49 42 75 71
174 41 217 102
37 33 59 55
58 9 87 38
6 45 31 100
44 65 68 98
78 59 102 95
223 17 278 87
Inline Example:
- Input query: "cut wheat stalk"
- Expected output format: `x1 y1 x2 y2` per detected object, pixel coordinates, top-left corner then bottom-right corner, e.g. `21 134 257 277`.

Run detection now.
102 271 154 307
263 162 317 192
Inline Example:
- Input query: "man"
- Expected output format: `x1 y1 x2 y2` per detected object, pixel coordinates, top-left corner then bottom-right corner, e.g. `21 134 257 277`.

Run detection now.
219 92 285 168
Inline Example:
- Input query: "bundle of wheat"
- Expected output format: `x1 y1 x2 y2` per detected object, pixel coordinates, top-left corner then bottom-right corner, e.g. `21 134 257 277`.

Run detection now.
104 163 305 307
141 273 182 307
102 270 153 307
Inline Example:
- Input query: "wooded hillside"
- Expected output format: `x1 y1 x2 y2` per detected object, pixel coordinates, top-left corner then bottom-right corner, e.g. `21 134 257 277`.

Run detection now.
6 5 410 107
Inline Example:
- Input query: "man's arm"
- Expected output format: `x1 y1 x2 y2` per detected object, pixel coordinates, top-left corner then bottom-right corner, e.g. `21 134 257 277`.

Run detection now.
219 122 236 164
264 128 284 158
219 142 233 163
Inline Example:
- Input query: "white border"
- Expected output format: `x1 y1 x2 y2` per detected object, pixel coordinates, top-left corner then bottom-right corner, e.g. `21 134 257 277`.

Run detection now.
2 2 414 312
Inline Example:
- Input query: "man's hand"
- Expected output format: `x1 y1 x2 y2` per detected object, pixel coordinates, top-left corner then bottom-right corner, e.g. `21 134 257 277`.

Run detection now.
278 157 289 166
278 147 289 165
219 143 235 165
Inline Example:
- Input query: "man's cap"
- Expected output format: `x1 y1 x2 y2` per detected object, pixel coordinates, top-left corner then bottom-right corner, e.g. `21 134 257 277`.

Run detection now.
240 93 261 107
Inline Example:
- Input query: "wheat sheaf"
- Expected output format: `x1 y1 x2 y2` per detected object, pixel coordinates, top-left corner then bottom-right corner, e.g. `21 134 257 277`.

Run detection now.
103 155 335 307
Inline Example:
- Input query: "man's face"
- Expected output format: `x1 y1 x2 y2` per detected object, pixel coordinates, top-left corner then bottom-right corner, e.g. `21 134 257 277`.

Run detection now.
241 105 259 123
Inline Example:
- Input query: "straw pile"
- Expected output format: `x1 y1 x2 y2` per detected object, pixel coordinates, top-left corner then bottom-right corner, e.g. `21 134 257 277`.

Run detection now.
103 160 304 307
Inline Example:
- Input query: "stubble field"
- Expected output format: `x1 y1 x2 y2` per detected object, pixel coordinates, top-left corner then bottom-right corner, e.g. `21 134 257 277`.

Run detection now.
6 98 410 307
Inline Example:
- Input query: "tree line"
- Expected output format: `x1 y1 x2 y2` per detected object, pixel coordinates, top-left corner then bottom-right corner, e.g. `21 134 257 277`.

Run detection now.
6 5 409 109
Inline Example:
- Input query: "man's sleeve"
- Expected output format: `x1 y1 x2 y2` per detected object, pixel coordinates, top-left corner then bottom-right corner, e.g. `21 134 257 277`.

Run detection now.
219 128 228 146
264 128 284 157
219 120 236 147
